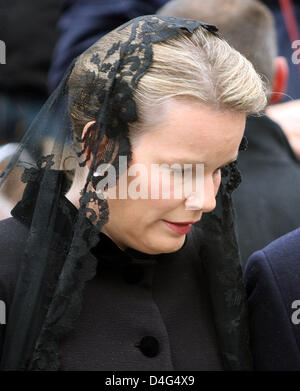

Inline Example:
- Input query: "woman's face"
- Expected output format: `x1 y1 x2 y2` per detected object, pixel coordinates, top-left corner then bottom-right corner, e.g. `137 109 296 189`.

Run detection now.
100 99 246 254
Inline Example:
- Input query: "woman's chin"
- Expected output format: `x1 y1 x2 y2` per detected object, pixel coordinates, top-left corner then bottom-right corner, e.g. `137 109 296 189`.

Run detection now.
143 234 186 255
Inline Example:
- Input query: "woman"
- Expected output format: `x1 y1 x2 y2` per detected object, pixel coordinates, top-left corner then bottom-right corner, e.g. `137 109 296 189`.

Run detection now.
0 15 266 370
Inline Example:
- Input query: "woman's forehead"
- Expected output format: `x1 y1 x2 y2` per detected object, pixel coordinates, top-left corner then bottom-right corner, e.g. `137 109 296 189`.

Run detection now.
135 100 246 159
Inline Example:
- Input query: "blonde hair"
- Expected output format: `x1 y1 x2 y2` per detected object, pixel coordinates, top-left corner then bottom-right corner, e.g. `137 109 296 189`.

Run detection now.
129 26 267 144
157 0 276 98
68 22 267 149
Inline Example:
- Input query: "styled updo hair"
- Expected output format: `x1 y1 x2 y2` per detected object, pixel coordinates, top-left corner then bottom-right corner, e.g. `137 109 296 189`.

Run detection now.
68 23 267 149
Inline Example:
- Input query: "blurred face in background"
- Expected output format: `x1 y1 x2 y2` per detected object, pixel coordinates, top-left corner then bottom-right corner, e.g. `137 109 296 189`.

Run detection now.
100 98 246 254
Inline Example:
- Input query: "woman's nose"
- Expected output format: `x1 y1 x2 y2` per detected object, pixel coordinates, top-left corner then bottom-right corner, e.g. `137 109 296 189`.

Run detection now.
184 192 203 210
184 177 216 212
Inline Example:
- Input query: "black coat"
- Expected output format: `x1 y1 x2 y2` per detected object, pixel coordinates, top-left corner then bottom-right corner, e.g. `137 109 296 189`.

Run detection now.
0 0 61 96
244 227 300 370
0 173 252 370
233 115 300 266
0 205 225 370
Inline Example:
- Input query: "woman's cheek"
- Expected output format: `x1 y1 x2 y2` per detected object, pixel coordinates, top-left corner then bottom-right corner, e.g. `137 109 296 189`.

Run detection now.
214 171 222 195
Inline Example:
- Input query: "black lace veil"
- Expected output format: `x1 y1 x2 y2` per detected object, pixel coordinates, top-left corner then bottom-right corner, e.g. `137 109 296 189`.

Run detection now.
0 15 251 370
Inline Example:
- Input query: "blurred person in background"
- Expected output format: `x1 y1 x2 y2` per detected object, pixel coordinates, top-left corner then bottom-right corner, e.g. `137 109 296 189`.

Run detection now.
0 0 61 218
246 0 300 370
266 98 300 158
157 0 300 266
47 0 169 92
263 0 300 102
0 0 61 145
263 0 300 159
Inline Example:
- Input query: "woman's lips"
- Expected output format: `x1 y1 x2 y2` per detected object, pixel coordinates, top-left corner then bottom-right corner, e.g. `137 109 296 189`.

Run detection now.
162 220 193 234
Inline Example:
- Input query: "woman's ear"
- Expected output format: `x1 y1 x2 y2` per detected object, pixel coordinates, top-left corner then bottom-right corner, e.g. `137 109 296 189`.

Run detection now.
269 56 289 105
81 120 107 170
82 121 96 140
81 121 96 170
